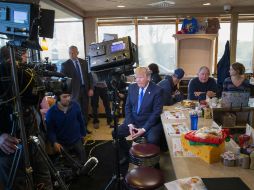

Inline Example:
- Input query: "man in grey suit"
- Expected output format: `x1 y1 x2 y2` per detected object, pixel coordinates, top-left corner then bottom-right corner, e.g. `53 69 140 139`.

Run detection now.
61 46 93 132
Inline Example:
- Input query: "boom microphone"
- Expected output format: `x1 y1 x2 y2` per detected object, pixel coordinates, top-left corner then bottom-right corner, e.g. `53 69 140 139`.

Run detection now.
79 157 99 175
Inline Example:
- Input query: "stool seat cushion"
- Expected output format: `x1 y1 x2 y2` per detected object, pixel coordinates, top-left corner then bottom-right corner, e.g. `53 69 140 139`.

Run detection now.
125 167 164 190
130 144 160 158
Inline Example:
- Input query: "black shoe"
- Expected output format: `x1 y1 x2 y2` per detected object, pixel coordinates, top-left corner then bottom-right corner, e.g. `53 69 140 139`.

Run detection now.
93 123 99 129
107 119 112 125
119 157 129 165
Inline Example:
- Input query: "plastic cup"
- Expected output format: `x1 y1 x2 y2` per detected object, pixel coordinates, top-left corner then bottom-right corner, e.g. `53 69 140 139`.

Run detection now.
190 114 198 130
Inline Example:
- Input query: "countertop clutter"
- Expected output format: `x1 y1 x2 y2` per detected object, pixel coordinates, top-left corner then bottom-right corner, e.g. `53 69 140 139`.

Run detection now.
161 101 254 190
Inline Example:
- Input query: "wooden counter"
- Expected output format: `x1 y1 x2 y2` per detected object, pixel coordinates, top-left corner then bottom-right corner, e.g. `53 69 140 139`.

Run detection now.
161 105 254 190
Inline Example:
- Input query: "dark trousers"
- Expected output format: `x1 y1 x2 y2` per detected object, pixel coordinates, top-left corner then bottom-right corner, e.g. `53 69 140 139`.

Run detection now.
63 139 87 165
0 142 53 190
78 86 89 126
91 86 112 124
112 123 163 156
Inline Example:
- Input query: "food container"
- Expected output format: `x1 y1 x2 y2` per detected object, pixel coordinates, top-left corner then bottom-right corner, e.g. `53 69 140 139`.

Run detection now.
223 158 236 167
250 151 254 170
221 151 238 167
239 154 250 169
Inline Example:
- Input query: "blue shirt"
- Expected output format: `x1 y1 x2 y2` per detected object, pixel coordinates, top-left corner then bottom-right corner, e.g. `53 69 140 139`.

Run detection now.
158 75 183 105
46 101 86 146
188 77 217 100
181 17 198 34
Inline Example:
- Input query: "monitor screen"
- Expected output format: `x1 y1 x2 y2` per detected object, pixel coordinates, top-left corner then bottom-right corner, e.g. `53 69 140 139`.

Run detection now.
14 10 28 24
111 43 125 53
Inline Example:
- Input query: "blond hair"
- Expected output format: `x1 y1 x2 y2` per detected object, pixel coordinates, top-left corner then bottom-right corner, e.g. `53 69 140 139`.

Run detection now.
134 67 151 77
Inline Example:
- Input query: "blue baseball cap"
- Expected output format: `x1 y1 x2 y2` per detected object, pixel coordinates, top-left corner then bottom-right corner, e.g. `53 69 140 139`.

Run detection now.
173 68 185 79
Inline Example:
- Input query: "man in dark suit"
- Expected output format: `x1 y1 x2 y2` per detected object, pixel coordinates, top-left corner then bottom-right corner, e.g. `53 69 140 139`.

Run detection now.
113 67 163 163
61 46 93 131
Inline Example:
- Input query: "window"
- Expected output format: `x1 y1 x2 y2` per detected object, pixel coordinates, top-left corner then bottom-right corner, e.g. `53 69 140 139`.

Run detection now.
97 25 135 43
138 24 176 73
40 20 85 70
236 22 254 73
217 23 230 62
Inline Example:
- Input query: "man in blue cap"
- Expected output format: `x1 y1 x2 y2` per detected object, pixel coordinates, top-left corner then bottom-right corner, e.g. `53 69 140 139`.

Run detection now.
158 68 185 105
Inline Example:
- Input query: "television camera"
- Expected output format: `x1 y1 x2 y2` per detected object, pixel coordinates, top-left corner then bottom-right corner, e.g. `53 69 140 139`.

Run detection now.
17 61 72 97
0 0 69 101
88 36 137 76
88 36 137 101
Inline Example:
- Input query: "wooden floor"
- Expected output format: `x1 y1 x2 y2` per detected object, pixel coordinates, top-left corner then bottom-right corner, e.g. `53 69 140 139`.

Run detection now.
86 117 125 141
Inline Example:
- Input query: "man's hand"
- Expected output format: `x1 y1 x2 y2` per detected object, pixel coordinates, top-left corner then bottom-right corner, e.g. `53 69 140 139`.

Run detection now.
206 91 216 98
88 89 94 97
128 124 135 137
194 91 205 97
0 133 19 155
172 90 181 98
53 142 62 153
174 90 181 96
131 128 145 140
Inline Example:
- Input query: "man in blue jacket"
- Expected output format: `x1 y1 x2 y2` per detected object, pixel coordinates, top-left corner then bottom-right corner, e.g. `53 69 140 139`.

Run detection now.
46 90 87 164
188 66 217 101
113 67 163 164
158 68 185 105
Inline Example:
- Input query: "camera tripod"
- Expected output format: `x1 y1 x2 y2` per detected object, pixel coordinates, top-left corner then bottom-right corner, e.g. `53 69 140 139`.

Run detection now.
5 43 68 190
104 85 127 190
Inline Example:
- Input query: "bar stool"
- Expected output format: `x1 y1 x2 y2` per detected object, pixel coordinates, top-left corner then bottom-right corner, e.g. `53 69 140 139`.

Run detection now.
129 143 160 167
125 167 164 190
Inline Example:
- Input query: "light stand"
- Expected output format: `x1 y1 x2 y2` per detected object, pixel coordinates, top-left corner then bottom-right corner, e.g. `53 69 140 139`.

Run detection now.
104 85 127 190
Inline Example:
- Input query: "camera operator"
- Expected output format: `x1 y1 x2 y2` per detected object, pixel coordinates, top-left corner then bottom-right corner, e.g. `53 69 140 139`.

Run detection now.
0 46 53 190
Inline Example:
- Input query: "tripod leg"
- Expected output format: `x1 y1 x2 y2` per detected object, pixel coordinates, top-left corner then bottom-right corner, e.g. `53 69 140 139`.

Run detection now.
60 147 82 169
6 144 22 190
104 175 117 190
30 137 69 190
104 174 127 190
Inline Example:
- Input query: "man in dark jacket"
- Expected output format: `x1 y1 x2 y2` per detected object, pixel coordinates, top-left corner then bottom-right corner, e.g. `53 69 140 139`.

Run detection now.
61 46 93 133
46 91 87 163
0 46 53 190
188 66 217 101
158 68 185 105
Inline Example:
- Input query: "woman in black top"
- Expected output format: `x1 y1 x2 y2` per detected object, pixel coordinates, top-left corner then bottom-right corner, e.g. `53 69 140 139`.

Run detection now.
148 63 162 84
223 62 250 92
